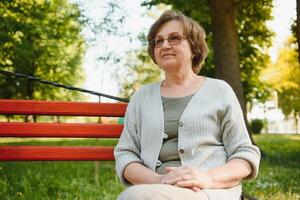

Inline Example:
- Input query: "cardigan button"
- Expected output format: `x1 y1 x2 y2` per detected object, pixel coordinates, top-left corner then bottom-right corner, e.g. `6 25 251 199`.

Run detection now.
179 149 184 154
163 133 168 139
156 160 162 166
178 122 183 127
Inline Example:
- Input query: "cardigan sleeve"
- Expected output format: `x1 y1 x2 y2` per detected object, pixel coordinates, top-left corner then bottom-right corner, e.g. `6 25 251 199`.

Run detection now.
114 94 142 185
220 84 261 180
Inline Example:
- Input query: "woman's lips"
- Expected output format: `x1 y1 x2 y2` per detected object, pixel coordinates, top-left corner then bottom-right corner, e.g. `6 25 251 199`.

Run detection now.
162 54 175 58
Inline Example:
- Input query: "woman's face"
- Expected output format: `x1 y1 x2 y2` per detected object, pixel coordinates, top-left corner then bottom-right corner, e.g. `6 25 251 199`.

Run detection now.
154 20 193 72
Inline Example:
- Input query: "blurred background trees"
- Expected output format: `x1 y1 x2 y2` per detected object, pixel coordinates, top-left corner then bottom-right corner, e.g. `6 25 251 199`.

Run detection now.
118 47 163 98
261 36 300 133
0 0 85 101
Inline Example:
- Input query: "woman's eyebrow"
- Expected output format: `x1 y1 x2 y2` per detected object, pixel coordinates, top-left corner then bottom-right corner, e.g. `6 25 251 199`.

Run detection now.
155 32 181 38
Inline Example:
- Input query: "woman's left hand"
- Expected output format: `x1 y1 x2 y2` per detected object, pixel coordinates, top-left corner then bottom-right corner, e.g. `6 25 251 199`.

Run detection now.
162 166 214 190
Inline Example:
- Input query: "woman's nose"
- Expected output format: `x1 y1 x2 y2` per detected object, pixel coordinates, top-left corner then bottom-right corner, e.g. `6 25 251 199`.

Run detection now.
161 39 172 48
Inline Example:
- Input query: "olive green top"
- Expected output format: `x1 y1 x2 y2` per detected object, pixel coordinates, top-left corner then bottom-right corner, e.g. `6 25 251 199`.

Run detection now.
156 94 194 174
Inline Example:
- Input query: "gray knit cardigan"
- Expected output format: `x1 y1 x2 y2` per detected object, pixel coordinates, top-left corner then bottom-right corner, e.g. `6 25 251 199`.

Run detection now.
114 77 261 185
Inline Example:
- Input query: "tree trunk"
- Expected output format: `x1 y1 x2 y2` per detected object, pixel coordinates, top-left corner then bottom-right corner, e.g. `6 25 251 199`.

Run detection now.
296 0 300 65
295 111 299 134
208 0 254 143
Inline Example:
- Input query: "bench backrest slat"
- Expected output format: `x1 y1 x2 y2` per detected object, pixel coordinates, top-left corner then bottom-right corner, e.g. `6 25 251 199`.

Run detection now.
0 122 123 138
0 146 114 161
0 99 127 117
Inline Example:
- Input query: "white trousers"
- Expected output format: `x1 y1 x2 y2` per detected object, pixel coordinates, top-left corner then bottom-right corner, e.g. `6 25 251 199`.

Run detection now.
117 184 242 200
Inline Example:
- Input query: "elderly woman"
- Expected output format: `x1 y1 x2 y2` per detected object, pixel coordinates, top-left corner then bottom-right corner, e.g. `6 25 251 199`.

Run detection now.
114 10 260 200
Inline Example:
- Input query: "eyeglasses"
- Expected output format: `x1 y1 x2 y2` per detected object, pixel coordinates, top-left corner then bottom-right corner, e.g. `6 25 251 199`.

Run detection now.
151 34 186 48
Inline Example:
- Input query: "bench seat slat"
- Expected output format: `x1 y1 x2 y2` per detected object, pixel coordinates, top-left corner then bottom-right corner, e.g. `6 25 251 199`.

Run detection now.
0 99 127 117
0 122 123 138
0 146 114 161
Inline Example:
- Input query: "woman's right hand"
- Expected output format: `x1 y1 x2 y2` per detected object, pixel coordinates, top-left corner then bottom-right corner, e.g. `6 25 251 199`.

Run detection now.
160 173 201 192
160 166 212 192
159 167 203 192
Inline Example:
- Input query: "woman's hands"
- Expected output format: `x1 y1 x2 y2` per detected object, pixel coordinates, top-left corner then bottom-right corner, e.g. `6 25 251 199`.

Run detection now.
159 166 214 192
123 159 249 190
158 159 251 191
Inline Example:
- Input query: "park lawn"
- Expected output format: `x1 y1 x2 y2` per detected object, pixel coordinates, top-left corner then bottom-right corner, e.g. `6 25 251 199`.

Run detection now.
0 134 299 200
243 134 300 200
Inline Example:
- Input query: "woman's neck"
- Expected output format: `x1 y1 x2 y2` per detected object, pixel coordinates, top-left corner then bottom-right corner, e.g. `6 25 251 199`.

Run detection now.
163 69 198 87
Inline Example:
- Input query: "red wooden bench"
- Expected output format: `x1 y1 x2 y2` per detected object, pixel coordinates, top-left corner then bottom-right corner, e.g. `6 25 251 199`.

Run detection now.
0 99 127 161
0 99 258 200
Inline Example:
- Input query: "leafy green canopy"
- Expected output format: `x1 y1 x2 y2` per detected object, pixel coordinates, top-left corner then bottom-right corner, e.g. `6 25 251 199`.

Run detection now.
0 0 85 100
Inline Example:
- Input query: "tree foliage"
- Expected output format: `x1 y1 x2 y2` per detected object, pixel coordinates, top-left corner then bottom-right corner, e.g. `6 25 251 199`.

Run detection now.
83 0 130 64
261 36 300 117
236 0 274 104
0 0 85 101
118 46 163 98
295 0 300 64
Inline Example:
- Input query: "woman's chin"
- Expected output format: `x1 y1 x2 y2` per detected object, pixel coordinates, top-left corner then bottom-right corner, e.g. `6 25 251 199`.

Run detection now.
160 61 178 70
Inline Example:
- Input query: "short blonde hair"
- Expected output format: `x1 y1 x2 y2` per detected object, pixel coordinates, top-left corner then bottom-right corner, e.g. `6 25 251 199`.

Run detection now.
147 10 209 74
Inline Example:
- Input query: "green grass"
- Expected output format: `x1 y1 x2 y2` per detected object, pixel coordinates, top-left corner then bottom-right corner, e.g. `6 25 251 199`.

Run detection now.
0 139 124 200
0 135 299 200
243 134 300 200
